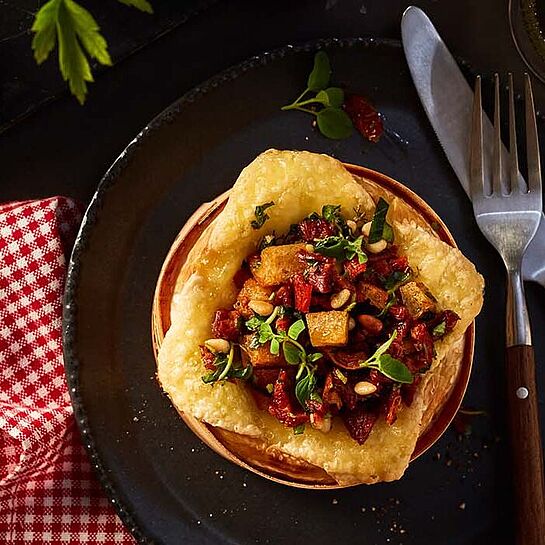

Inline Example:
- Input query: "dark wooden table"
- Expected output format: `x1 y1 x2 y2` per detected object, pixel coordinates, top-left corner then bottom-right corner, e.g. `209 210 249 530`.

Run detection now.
0 0 539 204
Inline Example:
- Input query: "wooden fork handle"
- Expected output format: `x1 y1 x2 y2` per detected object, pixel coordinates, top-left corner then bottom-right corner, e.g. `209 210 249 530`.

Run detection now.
506 345 545 545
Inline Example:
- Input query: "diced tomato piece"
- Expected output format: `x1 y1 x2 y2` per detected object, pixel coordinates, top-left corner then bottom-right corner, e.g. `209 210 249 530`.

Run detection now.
344 257 367 281
307 262 337 294
273 284 293 307
411 323 434 366
401 374 422 406
388 305 411 322
233 263 252 289
211 309 241 341
324 348 367 370
268 370 309 428
384 386 402 425
390 256 410 272
298 218 337 241
343 94 384 143
293 274 313 312
199 346 216 370
342 403 379 444
276 316 291 332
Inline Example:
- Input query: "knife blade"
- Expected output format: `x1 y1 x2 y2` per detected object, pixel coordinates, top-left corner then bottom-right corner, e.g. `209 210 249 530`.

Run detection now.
401 5 545 288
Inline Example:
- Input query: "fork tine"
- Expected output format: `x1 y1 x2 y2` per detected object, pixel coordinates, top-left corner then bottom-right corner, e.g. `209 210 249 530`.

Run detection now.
508 73 519 194
525 73 542 194
470 76 485 200
492 73 502 195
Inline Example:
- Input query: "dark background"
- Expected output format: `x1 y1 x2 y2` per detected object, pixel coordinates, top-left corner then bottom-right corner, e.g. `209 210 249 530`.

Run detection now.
1 0 542 204
2 1 545 544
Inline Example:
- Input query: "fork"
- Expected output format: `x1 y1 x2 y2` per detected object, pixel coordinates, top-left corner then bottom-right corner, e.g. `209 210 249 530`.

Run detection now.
470 73 545 545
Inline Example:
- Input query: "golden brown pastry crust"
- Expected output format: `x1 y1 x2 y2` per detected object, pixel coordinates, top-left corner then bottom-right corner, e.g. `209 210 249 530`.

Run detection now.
157 150 484 485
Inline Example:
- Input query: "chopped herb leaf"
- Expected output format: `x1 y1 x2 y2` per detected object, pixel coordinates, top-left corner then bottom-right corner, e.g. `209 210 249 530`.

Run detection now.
314 235 367 264
283 341 302 365
288 319 306 341
202 346 253 384
368 198 393 244
295 368 317 408
294 424 306 435
251 201 275 229
377 292 397 318
333 368 348 384
432 321 446 338
266 383 274 394
307 51 331 91
384 270 411 292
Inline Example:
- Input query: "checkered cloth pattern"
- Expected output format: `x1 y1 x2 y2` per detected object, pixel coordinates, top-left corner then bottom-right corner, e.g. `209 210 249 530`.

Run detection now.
0 198 135 544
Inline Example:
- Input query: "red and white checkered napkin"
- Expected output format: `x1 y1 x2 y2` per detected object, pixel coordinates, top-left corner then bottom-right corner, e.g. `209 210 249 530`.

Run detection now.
0 198 135 544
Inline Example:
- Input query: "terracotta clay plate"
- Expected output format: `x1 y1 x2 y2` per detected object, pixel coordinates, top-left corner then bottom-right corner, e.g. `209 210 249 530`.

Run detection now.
64 39 526 544
151 162 475 489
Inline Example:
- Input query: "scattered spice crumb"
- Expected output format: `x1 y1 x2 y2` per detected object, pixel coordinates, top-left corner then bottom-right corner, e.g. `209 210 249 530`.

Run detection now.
332 498 338 505
459 502 466 510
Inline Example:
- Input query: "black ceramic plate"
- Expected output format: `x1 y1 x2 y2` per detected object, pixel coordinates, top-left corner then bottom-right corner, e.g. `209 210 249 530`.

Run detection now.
63 38 545 545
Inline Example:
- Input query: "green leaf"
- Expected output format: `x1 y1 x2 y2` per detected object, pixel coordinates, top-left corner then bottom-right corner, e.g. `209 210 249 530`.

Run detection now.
324 87 344 108
307 51 331 91
316 107 354 140
295 370 316 408
321 204 341 223
288 319 305 341
377 292 397 318
32 0 112 104
251 201 275 229
383 270 411 292
368 198 393 244
432 321 446 338
283 341 302 365
360 331 398 367
117 0 153 13
270 338 280 355
258 322 274 344
308 352 323 363
333 368 347 384
377 354 413 384
293 424 305 435
245 316 263 331
382 223 394 243
314 235 367 263
232 364 253 380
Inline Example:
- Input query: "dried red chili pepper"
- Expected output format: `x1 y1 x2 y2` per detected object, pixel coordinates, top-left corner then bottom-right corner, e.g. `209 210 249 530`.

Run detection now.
298 218 337 241
211 309 241 341
293 274 313 312
268 370 309 428
343 94 384 143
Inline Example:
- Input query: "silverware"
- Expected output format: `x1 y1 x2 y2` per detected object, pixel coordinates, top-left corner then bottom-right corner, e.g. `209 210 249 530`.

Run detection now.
470 72 545 545
401 5 545 288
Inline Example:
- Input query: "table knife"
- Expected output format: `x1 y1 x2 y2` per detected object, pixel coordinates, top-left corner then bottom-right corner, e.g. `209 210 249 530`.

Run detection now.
401 5 545 289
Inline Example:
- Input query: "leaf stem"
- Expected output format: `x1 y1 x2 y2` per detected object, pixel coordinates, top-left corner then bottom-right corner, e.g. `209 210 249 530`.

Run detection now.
218 345 234 381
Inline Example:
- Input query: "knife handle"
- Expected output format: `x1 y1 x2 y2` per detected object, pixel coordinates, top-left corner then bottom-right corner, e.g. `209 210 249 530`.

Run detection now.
505 345 545 545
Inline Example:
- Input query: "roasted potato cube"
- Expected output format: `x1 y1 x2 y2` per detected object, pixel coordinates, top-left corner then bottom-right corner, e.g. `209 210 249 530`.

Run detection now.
251 243 306 286
241 334 286 367
234 278 273 318
358 282 389 310
306 311 350 348
399 281 436 319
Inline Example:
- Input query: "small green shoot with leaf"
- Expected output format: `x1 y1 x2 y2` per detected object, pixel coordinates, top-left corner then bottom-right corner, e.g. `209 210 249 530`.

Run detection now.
281 51 354 139
358 331 413 384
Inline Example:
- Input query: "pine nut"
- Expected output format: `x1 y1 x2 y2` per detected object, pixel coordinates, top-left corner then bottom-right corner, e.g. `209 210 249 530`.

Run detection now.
362 221 372 236
346 220 358 234
354 381 378 396
330 288 351 309
204 338 231 354
310 413 332 433
348 317 356 330
248 300 274 316
357 314 383 335
366 239 387 254
305 243 315 253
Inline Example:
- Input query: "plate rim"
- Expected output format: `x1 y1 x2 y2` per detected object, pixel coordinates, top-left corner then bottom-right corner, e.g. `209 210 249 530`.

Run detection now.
61 36 445 542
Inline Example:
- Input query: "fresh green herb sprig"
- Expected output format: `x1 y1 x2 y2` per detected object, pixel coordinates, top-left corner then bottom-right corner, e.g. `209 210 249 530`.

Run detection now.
281 51 353 139
368 198 394 244
202 344 253 384
31 0 152 104
314 235 367 264
251 202 275 229
246 311 322 409
377 269 412 318
359 331 413 384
